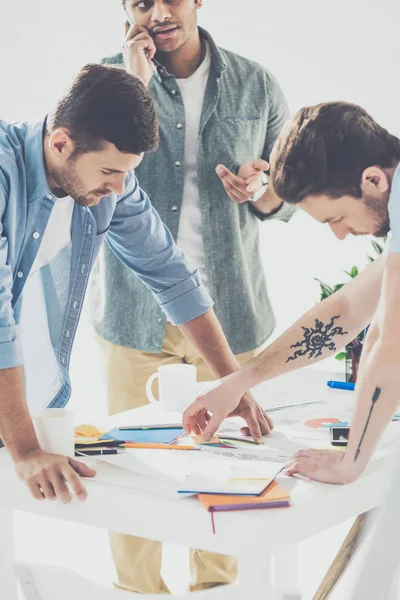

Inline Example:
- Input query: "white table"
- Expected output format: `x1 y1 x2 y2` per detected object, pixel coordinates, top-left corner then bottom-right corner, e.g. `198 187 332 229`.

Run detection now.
0 368 398 600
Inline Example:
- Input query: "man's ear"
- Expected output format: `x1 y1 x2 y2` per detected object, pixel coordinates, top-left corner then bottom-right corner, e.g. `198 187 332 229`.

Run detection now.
360 166 390 195
49 128 75 161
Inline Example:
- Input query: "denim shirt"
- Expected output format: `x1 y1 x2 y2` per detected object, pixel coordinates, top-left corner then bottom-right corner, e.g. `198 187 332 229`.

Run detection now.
94 27 294 355
0 118 212 407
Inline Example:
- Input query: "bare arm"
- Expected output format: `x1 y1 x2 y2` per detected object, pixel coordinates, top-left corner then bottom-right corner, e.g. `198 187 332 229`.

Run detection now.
0 366 96 501
0 367 40 459
286 253 400 483
183 256 385 440
178 309 273 441
179 310 241 377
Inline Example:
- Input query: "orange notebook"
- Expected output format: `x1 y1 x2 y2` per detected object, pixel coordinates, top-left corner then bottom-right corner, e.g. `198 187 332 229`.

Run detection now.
198 481 290 513
199 481 290 534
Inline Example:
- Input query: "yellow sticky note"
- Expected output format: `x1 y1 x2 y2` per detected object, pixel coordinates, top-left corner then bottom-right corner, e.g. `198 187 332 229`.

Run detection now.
75 424 103 438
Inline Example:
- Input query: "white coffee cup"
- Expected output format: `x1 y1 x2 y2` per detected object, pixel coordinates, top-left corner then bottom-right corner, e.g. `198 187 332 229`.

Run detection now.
32 408 75 457
146 364 197 412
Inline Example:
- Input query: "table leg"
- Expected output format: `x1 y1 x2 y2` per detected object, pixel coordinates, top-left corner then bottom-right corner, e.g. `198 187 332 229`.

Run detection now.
385 567 400 600
313 511 371 600
0 507 18 600
274 545 302 599
237 549 273 587
237 548 301 600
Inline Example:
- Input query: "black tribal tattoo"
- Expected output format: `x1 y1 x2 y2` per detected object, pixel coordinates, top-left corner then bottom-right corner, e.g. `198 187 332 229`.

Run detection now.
354 387 381 462
286 316 348 363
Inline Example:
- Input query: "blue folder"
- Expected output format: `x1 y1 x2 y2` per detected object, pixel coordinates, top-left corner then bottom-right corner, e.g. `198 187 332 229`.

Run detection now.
100 427 184 444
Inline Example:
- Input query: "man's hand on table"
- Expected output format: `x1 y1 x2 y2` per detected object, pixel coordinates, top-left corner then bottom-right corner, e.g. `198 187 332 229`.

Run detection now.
183 376 274 443
285 449 358 484
15 448 96 503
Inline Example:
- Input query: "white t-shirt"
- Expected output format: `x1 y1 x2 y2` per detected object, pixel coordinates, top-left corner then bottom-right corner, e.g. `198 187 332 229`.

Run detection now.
30 195 75 275
20 196 75 413
176 42 211 290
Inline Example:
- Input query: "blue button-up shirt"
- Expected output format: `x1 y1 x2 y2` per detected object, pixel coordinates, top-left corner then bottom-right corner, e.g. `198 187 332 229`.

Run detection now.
0 118 213 407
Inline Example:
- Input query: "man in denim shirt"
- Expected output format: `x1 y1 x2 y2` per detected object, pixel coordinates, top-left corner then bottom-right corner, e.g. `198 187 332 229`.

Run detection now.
0 64 271 509
94 0 294 593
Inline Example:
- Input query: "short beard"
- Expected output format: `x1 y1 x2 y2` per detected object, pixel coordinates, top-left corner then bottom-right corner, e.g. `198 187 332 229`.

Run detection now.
363 194 390 238
50 160 94 207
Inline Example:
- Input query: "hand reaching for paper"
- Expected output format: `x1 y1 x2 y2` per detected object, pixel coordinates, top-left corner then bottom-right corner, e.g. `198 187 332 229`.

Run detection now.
182 375 274 443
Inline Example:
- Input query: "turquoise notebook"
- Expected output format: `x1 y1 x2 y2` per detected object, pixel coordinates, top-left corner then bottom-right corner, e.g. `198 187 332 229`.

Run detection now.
100 427 184 444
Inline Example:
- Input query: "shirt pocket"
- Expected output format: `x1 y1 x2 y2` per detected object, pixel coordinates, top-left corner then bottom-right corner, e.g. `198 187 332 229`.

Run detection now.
208 115 267 173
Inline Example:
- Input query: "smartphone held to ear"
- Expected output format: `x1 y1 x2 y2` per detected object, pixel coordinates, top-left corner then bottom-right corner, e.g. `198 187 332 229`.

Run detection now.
330 425 350 447
124 6 135 27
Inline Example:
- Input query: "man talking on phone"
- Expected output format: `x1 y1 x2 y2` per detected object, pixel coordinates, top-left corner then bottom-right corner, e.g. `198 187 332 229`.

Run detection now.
93 0 294 594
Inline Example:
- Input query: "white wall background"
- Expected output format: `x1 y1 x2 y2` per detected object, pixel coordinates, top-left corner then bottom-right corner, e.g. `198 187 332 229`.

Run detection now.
2 1 400 597
2 0 399 340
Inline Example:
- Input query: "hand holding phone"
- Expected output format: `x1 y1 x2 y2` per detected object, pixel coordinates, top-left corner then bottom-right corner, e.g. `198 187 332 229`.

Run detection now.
123 10 157 87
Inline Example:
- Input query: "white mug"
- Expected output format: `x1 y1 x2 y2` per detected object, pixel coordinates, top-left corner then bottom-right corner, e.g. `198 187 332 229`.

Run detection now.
32 408 75 457
146 364 197 412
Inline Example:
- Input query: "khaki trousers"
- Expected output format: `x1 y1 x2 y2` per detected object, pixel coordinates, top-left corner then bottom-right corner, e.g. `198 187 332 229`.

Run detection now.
98 323 261 594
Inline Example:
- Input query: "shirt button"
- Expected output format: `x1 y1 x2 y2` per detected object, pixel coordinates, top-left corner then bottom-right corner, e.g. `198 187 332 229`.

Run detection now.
32 232 40 240
175 161 181 167
176 123 183 129
46 194 53 200
73 301 78 309
171 90 177 95
171 205 178 212
17 271 23 278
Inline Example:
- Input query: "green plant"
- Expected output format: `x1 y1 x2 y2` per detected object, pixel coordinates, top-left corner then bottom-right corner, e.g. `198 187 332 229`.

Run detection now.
315 237 387 360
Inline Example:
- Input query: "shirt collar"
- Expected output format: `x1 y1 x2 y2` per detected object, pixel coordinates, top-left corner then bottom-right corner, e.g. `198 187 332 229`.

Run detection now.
154 26 227 81
24 116 53 203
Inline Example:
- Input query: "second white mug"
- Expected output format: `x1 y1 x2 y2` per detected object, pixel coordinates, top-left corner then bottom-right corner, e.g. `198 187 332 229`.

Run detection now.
146 364 197 412
32 408 75 457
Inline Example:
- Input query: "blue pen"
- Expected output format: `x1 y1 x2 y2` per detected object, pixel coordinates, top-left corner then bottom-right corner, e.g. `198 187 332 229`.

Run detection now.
327 380 355 391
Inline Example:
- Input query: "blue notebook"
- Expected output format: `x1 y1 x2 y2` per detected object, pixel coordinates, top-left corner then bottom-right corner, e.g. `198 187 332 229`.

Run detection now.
100 427 184 444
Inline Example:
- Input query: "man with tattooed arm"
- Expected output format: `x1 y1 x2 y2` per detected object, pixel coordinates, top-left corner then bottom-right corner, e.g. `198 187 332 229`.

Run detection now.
183 101 400 485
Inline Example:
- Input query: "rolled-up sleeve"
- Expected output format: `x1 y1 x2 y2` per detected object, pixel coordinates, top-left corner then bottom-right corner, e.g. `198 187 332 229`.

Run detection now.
249 69 296 224
107 173 213 325
0 186 22 369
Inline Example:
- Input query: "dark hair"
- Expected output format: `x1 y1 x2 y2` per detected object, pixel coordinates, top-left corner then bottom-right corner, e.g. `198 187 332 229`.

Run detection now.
48 63 158 156
271 102 400 204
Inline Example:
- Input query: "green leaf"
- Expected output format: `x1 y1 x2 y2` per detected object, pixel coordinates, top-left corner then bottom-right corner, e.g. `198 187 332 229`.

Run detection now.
372 241 384 255
333 283 345 292
367 255 375 263
314 279 335 299
350 266 359 278
335 352 347 361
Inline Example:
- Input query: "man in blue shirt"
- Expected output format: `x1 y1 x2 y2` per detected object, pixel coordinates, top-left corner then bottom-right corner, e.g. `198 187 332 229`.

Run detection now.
0 63 271 506
184 101 400 488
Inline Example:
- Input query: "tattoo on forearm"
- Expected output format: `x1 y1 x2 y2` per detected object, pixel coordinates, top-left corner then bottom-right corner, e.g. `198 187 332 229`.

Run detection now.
354 386 381 462
286 316 348 363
